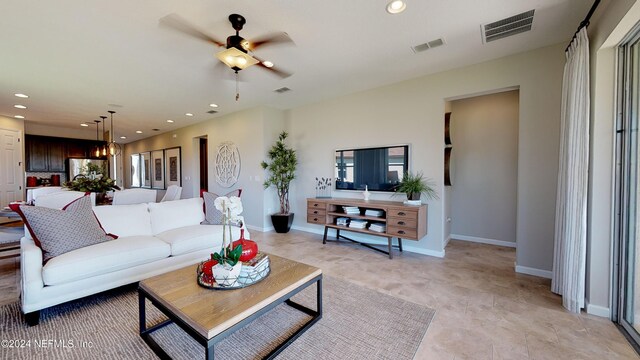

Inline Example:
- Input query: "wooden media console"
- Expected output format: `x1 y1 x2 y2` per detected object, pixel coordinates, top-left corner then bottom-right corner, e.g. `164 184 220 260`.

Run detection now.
307 198 427 259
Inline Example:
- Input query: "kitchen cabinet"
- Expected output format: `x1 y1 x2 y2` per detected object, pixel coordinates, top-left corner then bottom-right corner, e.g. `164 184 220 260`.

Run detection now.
25 135 106 172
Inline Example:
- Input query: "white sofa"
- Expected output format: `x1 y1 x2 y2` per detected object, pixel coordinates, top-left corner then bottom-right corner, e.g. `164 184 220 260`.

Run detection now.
20 197 248 325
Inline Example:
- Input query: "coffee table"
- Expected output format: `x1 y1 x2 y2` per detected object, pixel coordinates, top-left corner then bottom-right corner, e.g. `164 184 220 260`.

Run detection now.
138 254 322 360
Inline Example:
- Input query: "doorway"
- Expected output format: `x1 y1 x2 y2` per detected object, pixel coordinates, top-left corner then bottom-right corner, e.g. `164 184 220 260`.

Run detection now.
199 137 208 192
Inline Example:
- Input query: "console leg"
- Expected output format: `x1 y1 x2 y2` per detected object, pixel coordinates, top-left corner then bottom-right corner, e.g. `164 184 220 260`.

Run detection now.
388 237 393 259
336 229 341 241
25 310 40 326
323 226 328 244
398 238 403 252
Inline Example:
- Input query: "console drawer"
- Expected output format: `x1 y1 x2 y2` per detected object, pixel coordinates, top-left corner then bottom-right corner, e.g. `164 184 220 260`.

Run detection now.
387 208 418 220
307 201 325 210
387 217 417 228
307 214 325 224
307 208 326 217
387 226 418 239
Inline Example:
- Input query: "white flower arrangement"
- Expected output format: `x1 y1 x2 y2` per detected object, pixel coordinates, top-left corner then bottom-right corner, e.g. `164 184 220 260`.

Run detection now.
214 196 244 258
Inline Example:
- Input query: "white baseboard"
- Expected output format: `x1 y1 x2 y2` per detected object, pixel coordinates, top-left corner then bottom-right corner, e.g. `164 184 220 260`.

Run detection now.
444 235 451 247
450 234 517 248
245 224 273 232
290 224 445 258
585 299 610 318
515 264 553 279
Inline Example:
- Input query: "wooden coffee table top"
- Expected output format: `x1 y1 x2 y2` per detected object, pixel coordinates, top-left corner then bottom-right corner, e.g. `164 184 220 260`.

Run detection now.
139 254 322 339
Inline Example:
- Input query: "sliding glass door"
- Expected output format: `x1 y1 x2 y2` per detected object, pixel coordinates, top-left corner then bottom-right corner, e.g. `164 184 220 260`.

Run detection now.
615 27 640 348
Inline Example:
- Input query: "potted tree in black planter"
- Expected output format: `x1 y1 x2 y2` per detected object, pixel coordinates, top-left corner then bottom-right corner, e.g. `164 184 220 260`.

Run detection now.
261 131 297 233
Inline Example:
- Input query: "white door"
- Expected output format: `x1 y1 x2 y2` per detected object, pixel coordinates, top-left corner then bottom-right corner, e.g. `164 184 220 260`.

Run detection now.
0 128 23 208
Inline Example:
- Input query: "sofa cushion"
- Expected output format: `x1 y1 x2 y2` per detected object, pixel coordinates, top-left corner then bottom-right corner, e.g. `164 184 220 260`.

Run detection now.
42 235 170 286
148 197 205 235
92 203 152 237
155 224 246 256
11 196 114 262
201 189 242 225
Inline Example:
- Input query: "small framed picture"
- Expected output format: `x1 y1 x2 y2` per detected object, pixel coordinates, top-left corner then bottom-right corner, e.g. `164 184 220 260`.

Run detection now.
130 154 141 187
151 150 165 189
140 152 151 188
164 147 181 187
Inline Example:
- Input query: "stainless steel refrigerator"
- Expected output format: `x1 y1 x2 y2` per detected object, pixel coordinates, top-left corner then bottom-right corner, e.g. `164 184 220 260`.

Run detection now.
67 159 107 181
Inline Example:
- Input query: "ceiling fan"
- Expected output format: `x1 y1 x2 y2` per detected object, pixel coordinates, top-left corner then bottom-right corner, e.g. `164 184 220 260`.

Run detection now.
160 13 293 79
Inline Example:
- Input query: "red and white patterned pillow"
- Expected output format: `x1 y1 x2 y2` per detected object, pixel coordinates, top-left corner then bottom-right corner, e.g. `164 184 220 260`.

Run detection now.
201 189 242 225
11 196 115 262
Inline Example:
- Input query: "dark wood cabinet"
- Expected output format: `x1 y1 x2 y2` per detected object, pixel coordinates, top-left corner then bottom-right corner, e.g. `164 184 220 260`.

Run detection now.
25 135 106 172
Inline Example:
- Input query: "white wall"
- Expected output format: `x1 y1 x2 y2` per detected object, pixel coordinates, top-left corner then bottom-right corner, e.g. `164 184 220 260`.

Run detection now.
124 106 286 230
587 0 638 316
25 122 96 140
287 44 564 266
450 90 519 245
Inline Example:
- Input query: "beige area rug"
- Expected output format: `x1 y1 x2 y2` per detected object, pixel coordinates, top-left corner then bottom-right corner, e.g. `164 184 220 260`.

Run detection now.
0 275 434 359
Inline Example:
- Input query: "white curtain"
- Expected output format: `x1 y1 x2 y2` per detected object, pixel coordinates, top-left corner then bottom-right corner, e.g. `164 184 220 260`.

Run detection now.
551 27 590 313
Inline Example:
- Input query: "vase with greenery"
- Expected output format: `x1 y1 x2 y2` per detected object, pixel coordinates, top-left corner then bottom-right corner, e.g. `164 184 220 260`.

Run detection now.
63 163 119 204
261 131 297 233
395 171 438 201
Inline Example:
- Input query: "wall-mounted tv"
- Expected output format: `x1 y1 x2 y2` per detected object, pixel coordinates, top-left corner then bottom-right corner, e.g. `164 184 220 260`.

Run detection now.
335 145 409 192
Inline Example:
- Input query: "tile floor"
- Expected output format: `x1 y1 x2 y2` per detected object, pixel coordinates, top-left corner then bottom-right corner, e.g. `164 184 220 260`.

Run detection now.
0 230 638 359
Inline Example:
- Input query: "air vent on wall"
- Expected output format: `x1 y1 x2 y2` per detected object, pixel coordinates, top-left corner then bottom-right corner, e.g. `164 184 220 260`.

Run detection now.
481 9 535 43
274 87 291 93
206 110 218 114
411 38 446 53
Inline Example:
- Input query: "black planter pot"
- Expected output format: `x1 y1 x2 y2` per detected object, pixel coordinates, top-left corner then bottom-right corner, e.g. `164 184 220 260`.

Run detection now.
271 213 294 233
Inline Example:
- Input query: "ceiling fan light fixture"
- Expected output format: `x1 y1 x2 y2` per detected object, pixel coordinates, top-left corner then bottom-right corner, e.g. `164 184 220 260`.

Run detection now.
386 0 406 14
216 47 259 71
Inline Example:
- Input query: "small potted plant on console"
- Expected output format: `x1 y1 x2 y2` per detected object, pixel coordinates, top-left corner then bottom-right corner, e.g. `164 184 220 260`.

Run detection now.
395 171 438 205
261 131 297 233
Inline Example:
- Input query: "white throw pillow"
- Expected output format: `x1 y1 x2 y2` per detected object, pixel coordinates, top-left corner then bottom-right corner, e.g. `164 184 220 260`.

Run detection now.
148 197 205 235
92 203 152 237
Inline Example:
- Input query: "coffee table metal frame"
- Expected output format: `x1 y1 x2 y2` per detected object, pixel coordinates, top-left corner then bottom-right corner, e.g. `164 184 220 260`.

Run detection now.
139 274 323 360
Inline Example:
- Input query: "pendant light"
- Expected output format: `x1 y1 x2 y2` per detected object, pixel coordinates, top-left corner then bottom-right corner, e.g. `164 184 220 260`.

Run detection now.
93 120 102 158
100 116 108 156
107 111 122 156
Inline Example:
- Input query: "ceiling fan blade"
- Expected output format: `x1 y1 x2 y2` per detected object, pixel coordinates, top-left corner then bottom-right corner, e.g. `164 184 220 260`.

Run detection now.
256 61 292 79
248 32 294 51
159 14 225 47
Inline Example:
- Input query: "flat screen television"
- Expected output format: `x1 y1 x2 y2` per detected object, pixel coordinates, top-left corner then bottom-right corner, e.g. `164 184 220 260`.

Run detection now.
335 145 409 192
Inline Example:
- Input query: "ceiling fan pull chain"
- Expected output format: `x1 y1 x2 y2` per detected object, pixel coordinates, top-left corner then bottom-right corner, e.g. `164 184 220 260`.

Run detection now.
236 72 240 101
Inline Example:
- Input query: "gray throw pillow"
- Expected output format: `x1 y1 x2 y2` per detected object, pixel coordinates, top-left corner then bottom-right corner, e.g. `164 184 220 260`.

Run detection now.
201 189 242 225
18 196 114 262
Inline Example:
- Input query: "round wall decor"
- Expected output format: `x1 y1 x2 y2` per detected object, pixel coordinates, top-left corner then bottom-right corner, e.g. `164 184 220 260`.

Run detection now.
215 141 241 187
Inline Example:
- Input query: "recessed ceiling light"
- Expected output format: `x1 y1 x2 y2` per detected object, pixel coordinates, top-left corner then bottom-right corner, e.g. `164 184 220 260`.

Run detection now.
80 123 89 127
136 130 142 134
166 119 174 123
14 93 28 98
120 136 127 139
185 113 193 117
386 0 406 14
262 61 274 68
14 115 25 119
209 104 219 108
14 105 26 109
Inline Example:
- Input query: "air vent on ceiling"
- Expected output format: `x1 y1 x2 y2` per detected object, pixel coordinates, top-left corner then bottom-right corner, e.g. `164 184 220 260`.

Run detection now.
274 87 291 93
482 9 535 43
206 110 218 114
411 38 446 53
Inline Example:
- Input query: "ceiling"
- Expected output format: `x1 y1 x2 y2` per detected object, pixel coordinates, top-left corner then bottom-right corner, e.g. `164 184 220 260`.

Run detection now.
0 0 592 143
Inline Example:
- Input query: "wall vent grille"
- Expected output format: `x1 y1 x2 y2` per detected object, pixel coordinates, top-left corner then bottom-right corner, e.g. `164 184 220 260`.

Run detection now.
482 9 535 43
274 87 291 93
411 38 446 53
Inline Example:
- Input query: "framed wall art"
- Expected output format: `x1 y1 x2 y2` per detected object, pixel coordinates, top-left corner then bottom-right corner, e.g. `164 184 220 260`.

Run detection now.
130 154 141 187
164 147 182 187
151 150 165 189
140 152 151 188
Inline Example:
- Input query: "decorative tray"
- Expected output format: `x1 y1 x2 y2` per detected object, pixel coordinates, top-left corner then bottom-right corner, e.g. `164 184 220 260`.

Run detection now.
196 255 270 290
